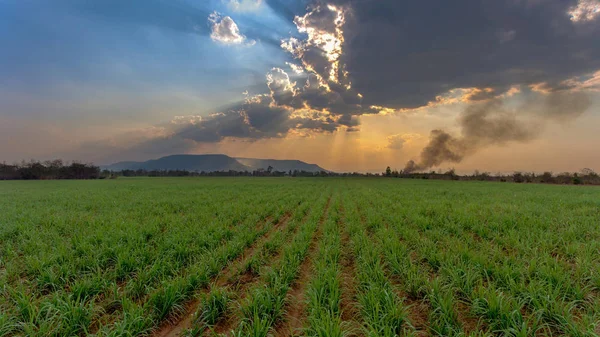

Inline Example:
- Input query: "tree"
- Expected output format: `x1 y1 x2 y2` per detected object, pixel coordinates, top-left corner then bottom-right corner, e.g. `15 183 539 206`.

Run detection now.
581 168 597 177
444 168 459 180
385 166 392 177
541 172 554 183
513 172 524 183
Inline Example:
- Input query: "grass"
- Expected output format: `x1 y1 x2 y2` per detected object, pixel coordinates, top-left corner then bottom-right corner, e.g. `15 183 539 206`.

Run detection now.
0 177 599 336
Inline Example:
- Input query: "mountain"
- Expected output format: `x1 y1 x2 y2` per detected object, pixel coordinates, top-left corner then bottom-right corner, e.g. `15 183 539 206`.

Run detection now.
102 154 328 173
102 154 249 172
235 158 326 173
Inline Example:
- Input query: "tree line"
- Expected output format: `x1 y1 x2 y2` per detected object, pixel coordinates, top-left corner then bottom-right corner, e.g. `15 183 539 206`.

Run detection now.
112 167 343 178
385 166 600 185
0 160 100 180
1 159 598 185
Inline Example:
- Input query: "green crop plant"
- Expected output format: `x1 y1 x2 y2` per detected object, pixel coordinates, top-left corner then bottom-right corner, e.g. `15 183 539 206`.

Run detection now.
1 178 599 336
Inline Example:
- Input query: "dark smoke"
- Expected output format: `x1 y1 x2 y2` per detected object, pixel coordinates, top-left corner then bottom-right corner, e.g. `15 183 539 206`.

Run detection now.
459 99 535 143
541 91 592 122
403 91 592 173
403 130 467 173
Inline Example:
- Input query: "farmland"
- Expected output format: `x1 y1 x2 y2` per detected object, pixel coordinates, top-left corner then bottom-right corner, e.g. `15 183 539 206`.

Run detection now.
1 178 599 337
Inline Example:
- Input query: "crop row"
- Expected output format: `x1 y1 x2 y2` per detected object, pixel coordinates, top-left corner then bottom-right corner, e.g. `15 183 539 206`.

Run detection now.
2 178 599 337
1 180 326 336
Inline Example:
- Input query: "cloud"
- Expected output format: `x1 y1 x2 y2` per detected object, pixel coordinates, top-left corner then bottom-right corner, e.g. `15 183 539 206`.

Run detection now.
560 71 600 92
579 71 600 91
126 67 353 151
292 4 346 83
568 0 600 22
277 0 599 122
227 0 263 11
273 4 375 128
208 12 254 45
70 0 600 163
286 62 305 74
267 68 297 105
498 29 517 44
386 133 421 150
324 0 600 110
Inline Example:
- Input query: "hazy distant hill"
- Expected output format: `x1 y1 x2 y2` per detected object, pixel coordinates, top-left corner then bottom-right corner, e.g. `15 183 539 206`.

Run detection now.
236 158 326 173
103 154 328 173
102 154 249 172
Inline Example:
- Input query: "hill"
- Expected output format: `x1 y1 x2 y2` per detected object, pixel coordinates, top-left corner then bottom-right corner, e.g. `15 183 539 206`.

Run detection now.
102 154 249 172
102 154 328 173
235 158 326 173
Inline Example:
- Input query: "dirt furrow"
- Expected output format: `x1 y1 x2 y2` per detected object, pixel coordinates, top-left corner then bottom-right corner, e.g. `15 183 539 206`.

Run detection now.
152 212 292 337
211 209 311 336
456 300 480 335
338 204 361 335
273 194 332 337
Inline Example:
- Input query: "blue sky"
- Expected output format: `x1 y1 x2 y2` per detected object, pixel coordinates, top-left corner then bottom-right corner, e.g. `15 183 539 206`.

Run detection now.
0 0 296 121
1 0 600 172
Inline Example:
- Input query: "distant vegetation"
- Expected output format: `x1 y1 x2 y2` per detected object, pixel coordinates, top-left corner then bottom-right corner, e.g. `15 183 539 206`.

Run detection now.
0 160 100 180
111 167 339 178
385 166 600 185
1 159 599 185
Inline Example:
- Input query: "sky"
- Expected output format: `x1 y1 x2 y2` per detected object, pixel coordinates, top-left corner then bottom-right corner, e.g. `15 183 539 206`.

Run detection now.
1 0 599 173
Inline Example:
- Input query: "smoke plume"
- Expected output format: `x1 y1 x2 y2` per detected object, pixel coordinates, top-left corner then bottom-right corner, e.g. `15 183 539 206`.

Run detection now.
403 91 592 173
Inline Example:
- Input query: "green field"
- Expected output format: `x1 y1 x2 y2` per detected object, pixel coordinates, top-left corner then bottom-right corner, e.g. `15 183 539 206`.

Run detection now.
1 178 599 337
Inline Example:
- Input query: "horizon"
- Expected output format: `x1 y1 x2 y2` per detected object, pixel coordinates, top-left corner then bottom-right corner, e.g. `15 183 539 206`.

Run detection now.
1 0 600 173
6 153 599 176
102 153 600 175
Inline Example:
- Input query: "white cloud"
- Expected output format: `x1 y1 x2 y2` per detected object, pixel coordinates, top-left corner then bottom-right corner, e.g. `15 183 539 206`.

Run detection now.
580 71 600 91
283 5 347 84
226 0 263 12
568 0 600 22
286 62 305 74
564 71 600 92
208 12 254 45
170 115 203 125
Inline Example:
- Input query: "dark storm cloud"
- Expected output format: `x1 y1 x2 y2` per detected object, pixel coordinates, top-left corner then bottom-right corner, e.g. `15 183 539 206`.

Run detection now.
326 0 600 109
137 0 599 151
166 84 345 145
278 73 364 120
294 0 600 172
175 97 290 143
81 0 599 160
